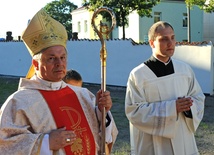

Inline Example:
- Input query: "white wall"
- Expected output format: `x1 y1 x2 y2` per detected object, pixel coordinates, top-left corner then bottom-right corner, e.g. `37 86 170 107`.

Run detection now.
0 42 32 76
174 43 214 95
0 40 213 95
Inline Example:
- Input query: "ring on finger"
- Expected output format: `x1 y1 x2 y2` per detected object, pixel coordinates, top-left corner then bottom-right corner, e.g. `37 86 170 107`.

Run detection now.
66 138 71 143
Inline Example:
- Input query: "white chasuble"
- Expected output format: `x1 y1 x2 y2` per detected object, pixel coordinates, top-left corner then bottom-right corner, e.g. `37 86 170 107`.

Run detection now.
125 59 205 155
0 76 118 155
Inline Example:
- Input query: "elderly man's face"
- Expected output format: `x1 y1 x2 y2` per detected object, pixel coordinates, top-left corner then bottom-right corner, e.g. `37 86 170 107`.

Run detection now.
33 45 67 82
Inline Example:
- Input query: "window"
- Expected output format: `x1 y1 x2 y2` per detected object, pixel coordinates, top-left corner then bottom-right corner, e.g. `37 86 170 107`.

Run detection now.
183 13 188 27
78 22 81 33
154 12 161 23
84 20 88 32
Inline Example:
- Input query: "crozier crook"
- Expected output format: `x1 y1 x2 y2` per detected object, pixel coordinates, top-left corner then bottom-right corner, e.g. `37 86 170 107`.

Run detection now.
91 6 116 155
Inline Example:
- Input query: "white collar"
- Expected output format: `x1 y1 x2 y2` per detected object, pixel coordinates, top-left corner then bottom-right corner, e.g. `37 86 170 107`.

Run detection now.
153 54 171 65
33 76 64 90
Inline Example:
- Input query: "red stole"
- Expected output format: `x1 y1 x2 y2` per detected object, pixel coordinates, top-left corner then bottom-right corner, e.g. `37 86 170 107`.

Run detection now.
39 86 96 155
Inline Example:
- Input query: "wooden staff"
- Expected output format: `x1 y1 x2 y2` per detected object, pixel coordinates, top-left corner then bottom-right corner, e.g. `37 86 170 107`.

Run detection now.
91 6 116 155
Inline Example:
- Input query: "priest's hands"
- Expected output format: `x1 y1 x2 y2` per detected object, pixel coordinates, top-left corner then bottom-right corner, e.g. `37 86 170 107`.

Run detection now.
176 97 193 114
49 127 76 151
96 90 112 112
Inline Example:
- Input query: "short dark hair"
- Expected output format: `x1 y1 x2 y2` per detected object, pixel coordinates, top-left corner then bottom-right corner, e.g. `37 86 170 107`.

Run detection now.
148 21 174 41
63 69 82 83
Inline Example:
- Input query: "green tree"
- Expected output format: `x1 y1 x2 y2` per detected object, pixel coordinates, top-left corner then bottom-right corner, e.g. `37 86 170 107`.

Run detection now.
185 0 214 12
84 0 160 39
44 0 78 40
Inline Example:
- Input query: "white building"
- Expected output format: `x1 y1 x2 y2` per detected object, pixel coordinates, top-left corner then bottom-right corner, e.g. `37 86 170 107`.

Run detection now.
203 12 214 43
71 1 214 43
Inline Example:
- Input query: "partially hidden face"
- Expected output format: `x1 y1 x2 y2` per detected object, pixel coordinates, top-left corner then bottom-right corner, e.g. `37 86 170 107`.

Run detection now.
67 79 83 87
33 45 67 82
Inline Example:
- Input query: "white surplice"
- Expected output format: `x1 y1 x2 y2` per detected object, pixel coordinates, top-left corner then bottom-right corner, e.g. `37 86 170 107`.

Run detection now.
0 76 118 155
125 59 205 155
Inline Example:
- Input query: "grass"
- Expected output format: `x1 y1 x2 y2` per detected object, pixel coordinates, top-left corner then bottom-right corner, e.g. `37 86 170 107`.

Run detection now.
0 77 19 105
110 97 131 154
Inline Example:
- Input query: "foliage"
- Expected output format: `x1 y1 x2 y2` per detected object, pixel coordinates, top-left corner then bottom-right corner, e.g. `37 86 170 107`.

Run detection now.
44 0 78 40
84 0 160 39
204 0 214 13
185 0 214 13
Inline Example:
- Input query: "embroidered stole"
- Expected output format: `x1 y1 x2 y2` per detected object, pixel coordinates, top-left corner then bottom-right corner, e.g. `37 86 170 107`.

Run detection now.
39 86 96 155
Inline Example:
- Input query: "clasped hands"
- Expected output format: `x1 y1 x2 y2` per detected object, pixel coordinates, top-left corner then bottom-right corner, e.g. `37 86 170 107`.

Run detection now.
176 96 193 114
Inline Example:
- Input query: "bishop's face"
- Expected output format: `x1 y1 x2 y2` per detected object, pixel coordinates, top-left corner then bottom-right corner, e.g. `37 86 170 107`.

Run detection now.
33 45 67 82
149 26 176 63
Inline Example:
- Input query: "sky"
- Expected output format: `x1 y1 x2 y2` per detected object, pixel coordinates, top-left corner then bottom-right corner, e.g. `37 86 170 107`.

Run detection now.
0 0 82 39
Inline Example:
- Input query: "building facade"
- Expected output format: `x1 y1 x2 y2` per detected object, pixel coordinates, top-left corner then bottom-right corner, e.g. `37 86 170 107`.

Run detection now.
71 7 94 39
203 12 214 43
119 0 204 42
71 0 205 42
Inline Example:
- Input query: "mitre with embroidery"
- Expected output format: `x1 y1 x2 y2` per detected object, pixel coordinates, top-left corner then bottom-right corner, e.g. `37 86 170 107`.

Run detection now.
21 8 68 78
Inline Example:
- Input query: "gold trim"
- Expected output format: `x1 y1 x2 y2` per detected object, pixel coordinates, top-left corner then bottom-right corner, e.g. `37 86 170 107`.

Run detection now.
26 65 35 79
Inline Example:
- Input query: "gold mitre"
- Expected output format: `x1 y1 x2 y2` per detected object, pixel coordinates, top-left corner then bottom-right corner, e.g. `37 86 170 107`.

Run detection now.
22 8 68 78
